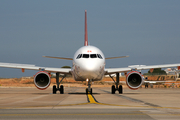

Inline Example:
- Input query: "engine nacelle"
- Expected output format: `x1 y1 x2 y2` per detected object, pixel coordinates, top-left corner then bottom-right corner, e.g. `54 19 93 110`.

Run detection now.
126 71 144 90
34 71 51 90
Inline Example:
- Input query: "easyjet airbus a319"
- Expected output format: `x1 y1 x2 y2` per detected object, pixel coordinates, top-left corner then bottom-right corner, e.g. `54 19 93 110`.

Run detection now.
1 10 180 94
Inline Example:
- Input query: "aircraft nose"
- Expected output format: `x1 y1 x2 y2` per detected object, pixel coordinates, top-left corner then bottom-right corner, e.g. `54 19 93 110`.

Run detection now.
80 60 102 79
82 61 99 71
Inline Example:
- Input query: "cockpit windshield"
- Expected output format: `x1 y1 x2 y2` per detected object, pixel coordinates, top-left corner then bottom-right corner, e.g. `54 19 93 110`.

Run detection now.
76 54 103 59
76 54 82 59
83 54 89 58
97 54 103 59
90 54 97 58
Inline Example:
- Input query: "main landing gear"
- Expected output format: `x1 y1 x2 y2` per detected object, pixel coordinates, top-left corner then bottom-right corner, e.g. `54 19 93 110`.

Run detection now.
145 83 149 88
109 73 123 94
53 72 66 94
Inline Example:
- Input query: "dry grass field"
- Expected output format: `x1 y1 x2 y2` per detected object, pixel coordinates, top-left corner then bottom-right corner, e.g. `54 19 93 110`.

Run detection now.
0 75 179 88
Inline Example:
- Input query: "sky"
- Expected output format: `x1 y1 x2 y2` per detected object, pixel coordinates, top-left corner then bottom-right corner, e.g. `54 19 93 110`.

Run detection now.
0 0 180 78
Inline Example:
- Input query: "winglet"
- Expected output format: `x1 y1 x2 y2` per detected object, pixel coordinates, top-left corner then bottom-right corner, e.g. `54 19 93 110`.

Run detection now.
84 10 88 46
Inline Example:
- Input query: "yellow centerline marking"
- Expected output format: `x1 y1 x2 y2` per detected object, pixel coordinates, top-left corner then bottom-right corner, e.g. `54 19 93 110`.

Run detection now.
87 94 98 103
86 93 180 110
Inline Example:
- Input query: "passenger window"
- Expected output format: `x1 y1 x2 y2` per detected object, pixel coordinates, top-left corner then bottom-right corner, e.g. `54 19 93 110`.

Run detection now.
90 54 97 58
83 54 89 58
97 54 103 59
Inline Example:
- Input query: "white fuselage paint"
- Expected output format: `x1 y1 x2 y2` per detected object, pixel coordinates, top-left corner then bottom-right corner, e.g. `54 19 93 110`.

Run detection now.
71 46 105 81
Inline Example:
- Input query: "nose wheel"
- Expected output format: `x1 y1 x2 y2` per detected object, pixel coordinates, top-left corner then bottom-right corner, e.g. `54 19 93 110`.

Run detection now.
86 88 92 94
53 73 65 94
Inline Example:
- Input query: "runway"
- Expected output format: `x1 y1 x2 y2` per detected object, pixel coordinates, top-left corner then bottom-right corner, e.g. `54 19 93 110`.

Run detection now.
0 87 180 119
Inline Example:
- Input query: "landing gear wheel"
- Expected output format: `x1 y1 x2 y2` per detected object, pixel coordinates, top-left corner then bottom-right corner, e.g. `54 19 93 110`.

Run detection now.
86 88 92 94
111 85 115 94
118 85 123 94
90 88 92 94
53 85 57 94
60 85 64 94
86 88 88 94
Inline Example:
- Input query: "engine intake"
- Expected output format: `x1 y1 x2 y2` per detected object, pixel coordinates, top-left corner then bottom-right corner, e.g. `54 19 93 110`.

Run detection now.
34 71 51 90
126 71 144 90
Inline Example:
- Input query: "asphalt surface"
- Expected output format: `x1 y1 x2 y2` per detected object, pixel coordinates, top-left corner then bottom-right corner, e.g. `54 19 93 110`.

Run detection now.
0 86 180 119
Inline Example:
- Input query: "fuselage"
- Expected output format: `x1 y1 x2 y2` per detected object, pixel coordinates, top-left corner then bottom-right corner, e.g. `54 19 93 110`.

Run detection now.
72 46 106 81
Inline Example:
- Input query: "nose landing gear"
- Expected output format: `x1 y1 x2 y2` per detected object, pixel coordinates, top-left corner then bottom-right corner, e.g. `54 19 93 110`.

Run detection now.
86 79 92 94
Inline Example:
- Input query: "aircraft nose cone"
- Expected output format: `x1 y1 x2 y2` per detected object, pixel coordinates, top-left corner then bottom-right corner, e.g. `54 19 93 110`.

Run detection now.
80 60 102 79
82 61 99 71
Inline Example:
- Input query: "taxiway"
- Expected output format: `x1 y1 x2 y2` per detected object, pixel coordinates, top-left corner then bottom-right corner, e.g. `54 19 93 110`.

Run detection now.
0 87 180 119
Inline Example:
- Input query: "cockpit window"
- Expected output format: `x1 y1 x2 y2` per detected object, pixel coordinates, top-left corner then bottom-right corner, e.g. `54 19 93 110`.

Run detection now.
77 54 103 59
90 54 97 58
83 54 89 58
76 54 82 59
97 54 103 59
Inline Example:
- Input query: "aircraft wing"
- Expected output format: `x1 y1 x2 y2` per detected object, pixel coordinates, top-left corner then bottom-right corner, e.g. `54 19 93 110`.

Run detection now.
105 63 180 75
105 56 129 60
105 67 131 75
0 62 71 74
43 56 73 60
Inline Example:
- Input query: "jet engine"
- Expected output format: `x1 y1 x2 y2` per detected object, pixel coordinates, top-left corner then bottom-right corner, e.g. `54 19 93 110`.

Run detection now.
126 71 144 90
34 71 51 90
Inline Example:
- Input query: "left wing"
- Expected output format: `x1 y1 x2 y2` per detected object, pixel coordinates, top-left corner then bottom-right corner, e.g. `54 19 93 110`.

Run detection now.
105 63 180 75
105 56 129 60
0 62 71 74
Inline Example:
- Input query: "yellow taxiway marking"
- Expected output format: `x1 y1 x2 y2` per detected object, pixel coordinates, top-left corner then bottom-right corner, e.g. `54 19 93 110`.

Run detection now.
86 93 180 110
87 94 98 103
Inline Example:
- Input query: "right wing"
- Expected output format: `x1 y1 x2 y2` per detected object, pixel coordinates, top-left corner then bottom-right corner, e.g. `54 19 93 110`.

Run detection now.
0 62 71 75
43 56 73 60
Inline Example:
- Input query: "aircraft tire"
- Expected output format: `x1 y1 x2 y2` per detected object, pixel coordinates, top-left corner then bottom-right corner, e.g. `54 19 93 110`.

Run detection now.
90 88 92 94
111 85 115 94
119 85 123 94
145 84 149 88
86 88 88 94
60 85 64 94
53 85 57 94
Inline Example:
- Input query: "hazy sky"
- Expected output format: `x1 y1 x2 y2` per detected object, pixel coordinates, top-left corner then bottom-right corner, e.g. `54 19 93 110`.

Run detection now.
0 0 180 77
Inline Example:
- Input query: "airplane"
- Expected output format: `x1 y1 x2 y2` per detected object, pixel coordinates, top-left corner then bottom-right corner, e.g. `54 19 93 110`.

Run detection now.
0 10 180 94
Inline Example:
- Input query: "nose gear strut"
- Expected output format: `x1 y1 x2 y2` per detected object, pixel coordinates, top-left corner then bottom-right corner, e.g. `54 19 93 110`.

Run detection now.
86 79 92 94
